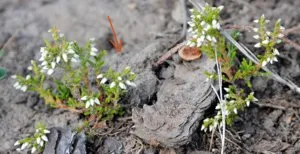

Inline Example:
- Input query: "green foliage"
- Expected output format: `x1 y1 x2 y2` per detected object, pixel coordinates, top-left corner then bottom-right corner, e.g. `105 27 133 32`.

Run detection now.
12 28 137 124
188 4 284 132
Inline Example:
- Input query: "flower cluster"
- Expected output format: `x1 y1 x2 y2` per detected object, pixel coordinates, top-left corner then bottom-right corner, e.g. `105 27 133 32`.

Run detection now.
201 86 258 132
186 4 223 47
252 14 285 66
14 123 50 153
97 66 136 91
38 30 99 76
12 75 30 92
81 95 100 108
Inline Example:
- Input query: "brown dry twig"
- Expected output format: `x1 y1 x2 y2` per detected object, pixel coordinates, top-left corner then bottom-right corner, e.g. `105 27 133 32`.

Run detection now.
251 101 286 110
153 41 186 67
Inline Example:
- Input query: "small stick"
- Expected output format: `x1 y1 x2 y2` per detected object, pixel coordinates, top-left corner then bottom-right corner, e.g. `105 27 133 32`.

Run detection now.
153 41 185 67
252 101 286 110
284 24 300 35
283 38 300 51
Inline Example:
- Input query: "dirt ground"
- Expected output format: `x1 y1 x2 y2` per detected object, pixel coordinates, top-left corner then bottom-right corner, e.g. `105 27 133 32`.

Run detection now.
1 0 300 153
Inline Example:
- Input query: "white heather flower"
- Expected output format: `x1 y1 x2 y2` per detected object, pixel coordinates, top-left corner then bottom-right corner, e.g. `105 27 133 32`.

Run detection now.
26 75 31 80
81 96 88 101
67 49 75 54
262 60 267 67
253 28 259 32
265 20 270 23
110 82 116 88
56 56 61 63
39 140 44 146
253 96 258 102
211 37 217 43
119 82 126 89
94 98 100 105
59 33 64 38
262 39 269 44
246 101 250 107
28 66 33 70
11 75 17 79
62 53 68 62
187 28 193 33
85 101 90 108
91 47 98 53
215 104 221 109
186 41 191 46
40 47 46 53
254 43 261 48
96 74 103 79
37 137 41 144
51 62 56 69
21 142 28 150
14 141 20 146
218 5 224 10
212 20 217 27
100 78 107 84
204 25 211 31
233 108 238 114
117 77 122 81
253 35 259 39
16 148 21 152
190 42 196 47
31 147 37 153
200 35 205 42
13 82 20 89
224 87 230 92
206 35 212 41
47 69 54 75
280 26 285 30
90 38 96 42
197 39 202 47
71 58 78 63
44 129 50 134
273 49 280 55
125 80 136 87
278 33 284 38
224 94 230 98
41 135 48 142
21 86 28 92
266 31 271 36
41 61 47 66
200 21 206 26
90 51 97 56
90 99 95 106
273 57 278 62
201 125 205 131
254 19 259 23
125 66 130 70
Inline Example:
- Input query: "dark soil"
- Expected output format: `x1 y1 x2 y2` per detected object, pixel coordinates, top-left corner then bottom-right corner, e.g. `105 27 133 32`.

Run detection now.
1 0 300 153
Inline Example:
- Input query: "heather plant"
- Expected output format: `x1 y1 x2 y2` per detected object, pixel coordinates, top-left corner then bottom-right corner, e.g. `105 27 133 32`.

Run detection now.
186 4 284 132
13 123 50 153
11 28 136 124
